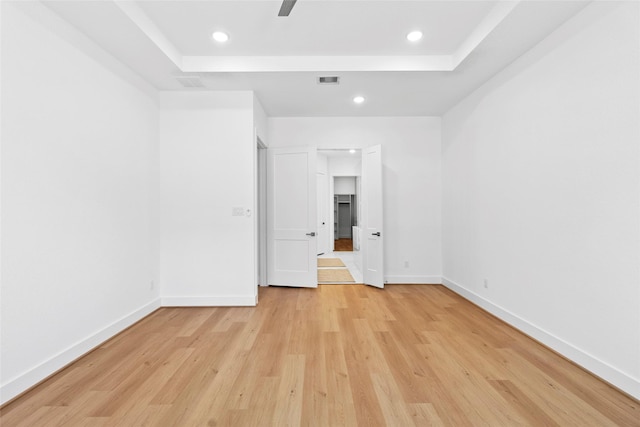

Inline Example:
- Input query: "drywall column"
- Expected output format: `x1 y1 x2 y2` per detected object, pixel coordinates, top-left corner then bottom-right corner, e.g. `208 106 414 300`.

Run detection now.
158 92 257 306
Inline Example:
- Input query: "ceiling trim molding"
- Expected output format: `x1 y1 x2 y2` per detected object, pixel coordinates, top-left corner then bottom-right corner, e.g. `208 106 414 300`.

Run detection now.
18 1 158 100
181 55 454 73
113 0 183 68
109 0 520 74
452 0 521 68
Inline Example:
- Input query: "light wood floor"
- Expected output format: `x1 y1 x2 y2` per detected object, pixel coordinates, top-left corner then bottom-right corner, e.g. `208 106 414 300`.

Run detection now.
334 238 353 251
1 285 638 426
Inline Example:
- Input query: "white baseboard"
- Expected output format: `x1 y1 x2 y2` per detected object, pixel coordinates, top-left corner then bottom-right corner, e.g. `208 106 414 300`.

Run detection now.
384 275 442 284
161 295 258 307
441 277 640 400
1 293 259 405
0 298 161 405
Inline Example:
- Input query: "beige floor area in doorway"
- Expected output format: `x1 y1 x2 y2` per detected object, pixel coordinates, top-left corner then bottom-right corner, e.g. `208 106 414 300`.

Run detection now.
317 267 355 284
318 251 363 283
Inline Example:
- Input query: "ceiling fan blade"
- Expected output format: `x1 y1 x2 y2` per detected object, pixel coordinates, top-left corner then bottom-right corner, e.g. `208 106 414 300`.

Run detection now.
278 0 298 16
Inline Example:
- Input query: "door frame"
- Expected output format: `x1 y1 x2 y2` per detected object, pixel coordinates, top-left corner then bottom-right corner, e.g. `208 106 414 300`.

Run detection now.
259 146 383 287
256 136 267 288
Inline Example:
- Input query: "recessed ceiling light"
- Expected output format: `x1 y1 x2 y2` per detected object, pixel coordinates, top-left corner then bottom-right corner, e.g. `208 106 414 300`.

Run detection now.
212 31 229 43
406 31 423 42
353 96 365 104
349 149 356 154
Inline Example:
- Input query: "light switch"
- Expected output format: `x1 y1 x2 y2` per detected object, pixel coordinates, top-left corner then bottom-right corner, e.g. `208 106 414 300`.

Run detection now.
232 207 244 216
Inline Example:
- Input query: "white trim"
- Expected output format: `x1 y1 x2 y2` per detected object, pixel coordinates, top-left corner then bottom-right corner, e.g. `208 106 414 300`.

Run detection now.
451 1 520 68
161 295 258 307
113 0 183 68
182 55 454 73
0 0 3 408
385 275 442 285
0 298 161 405
441 277 640 400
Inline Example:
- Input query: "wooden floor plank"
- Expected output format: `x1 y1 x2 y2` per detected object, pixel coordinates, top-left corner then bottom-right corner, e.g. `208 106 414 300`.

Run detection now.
408 402 446 427
338 310 388 426
371 372 416 426
323 331 358 426
273 354 306 426
1 285 638 427
300 321 329 425
489 379 563 427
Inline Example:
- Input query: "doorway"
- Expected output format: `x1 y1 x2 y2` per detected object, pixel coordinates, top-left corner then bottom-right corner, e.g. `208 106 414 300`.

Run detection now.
334 178 358 252
265 145 383 288
317 150 363 284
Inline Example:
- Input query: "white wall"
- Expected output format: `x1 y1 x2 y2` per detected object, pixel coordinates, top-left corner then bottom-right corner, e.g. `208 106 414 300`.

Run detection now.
334 177 356 195
442 1 640 398
159 92 257 306
1 3 160 404
268 117 442 283
329 156 361 177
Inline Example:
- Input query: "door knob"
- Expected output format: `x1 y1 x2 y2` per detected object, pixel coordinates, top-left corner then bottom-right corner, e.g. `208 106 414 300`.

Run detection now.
372 232 381 236
306 232 316 236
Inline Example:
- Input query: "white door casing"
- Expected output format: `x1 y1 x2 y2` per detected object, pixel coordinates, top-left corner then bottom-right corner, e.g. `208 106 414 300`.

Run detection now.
317 170 329 255
362 145 384 288
267 147 317 287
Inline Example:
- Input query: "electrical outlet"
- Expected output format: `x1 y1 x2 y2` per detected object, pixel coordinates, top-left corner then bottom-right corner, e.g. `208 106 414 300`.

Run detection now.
483 279 489 289
404 260 410 268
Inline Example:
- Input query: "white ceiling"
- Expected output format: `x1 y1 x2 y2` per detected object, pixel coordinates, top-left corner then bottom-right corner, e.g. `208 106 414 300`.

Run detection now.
43 0 589 117
136 1 495 56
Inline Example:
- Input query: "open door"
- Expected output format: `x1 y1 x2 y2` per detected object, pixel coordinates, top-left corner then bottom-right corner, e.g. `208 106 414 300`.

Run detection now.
267 147 317 287
362 145 384 288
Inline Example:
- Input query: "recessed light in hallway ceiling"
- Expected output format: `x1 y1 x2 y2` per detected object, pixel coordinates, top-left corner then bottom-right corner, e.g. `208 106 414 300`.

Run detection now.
406 30 423 42
212 31 229 43
353 96 365 104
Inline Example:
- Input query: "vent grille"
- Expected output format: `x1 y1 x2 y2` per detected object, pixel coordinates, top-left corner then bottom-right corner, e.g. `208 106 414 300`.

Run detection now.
317 76 340 85
176 76 205 88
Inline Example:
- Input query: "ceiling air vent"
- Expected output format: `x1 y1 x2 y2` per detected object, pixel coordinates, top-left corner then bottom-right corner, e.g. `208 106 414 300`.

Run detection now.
317 76 340 85
175 76 205 88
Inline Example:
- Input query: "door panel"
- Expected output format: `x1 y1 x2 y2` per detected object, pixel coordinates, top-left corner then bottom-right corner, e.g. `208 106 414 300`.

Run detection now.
275 240 310 270
267 147 317 287
362 145 384 288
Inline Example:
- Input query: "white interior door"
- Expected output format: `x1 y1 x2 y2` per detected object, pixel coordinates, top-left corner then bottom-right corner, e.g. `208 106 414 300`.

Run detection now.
362 145 384 288
267 147 317 287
